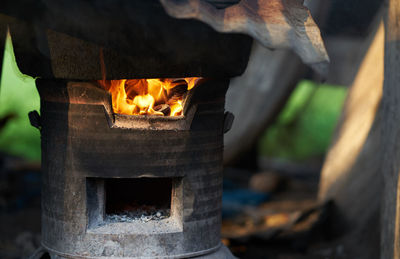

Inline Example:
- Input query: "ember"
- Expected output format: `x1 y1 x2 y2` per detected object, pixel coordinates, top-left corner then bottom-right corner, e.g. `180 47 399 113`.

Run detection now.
97 78 201 116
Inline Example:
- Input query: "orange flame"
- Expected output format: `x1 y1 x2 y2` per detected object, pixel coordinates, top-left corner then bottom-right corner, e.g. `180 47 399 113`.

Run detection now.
98 78 201 116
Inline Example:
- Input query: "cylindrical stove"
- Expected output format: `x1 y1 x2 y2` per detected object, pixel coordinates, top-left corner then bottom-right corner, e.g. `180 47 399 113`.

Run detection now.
34 78 234 258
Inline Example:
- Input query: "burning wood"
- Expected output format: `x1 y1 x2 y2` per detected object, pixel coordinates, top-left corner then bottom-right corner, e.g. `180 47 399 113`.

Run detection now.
97 77 201 117
154 104 171 116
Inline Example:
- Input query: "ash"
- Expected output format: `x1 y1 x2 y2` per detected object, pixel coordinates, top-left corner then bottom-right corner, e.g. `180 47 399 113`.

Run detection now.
105 208 170 223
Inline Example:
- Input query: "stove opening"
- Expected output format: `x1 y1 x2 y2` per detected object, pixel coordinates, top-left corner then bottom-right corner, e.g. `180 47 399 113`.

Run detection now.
105 178 172 222
97 78 201 117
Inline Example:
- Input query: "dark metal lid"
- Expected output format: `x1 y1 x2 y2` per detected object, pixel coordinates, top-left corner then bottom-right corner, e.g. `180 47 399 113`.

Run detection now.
1 0 251 80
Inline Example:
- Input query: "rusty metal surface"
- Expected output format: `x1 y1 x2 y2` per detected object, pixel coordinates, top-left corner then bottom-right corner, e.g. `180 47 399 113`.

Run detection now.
36 79 229 258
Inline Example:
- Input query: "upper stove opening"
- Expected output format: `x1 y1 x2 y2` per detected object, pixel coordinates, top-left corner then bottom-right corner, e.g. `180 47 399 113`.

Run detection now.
97 78 202 117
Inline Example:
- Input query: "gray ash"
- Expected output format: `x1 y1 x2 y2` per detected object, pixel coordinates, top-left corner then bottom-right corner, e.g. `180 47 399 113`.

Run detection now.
105 208 170 223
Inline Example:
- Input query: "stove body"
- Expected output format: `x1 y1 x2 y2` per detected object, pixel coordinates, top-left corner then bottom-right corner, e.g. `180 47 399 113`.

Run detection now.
37 79 231 258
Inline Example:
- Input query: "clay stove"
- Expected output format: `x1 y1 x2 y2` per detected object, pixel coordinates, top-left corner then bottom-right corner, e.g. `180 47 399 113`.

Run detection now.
34 78 233 258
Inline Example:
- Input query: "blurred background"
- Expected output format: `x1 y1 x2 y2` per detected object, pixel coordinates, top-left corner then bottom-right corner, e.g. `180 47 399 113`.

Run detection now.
0 0 385 258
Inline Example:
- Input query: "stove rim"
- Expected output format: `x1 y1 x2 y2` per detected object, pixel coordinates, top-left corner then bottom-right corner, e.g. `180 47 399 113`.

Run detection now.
39 81 201 130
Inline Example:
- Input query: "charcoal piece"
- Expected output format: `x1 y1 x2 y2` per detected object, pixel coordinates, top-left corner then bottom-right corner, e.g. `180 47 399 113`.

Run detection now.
170 84 188 97
154 104 171 116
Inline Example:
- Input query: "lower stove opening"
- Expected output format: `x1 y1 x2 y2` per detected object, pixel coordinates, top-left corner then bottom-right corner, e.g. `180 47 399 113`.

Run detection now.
87 177 183 229
105 178 172 222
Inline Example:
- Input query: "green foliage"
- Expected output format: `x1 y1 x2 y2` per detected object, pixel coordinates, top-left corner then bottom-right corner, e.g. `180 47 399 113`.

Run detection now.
0 35 40 161
259 80 347 161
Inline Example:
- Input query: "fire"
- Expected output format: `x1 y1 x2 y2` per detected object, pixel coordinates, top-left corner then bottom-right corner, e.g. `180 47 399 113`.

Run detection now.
97 78 201 116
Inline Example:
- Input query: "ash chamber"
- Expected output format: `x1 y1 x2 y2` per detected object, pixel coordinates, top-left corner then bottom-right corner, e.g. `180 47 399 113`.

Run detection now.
103 177 173 221
86 177 182 231
36 78 232 258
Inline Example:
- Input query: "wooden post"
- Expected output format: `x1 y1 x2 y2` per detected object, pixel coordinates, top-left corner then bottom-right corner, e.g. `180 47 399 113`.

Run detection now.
382 0 400 258
0 19 7 84
316 16 383 258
